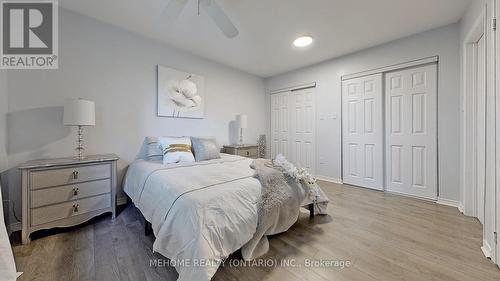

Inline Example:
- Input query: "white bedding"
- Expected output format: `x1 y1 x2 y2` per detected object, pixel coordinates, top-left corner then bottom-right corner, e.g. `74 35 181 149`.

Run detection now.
0 185 19 281
124 154 261 281
123 153 327 281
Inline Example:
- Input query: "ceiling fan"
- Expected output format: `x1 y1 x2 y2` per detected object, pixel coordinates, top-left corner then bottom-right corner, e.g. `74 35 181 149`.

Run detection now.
161 0 239 38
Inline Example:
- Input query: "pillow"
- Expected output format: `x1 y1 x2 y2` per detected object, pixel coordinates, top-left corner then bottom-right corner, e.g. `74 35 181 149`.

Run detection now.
191 137 221 162
158 137 195 164
145 136 163 161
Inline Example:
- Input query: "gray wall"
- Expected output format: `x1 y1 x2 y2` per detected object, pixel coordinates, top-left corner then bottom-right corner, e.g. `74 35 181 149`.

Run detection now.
4 9 266 227
265 23 461 201
460 0 486 42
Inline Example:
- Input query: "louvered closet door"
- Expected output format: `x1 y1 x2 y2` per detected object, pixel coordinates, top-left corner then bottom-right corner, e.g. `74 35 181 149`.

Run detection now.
342 74 384 190
271 91 291 159
290 88 316 173
385 64 437 199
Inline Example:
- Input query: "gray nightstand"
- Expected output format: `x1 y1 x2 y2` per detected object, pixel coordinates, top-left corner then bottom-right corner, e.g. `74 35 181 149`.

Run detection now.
18 154 119 244
223 144 259 159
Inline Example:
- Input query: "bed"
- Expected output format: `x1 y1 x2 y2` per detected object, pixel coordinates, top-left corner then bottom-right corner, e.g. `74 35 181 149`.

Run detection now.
123 153 327 281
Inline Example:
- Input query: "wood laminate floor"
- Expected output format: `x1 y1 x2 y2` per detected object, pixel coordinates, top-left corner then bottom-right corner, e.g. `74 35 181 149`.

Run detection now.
11 181 500 281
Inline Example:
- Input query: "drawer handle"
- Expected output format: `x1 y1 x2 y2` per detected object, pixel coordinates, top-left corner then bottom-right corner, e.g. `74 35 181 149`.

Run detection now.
73 187 79 196
72 170 79 180
246 151 250 156
73 204 80 213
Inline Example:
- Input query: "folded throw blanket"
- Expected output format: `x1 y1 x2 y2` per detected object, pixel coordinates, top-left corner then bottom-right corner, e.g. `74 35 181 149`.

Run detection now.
241 158 311 260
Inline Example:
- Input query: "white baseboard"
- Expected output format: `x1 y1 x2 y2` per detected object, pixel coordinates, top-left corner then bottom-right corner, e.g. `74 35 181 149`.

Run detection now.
7 222 21 236
116 196 128 206
436 197 461 208
315 176 343 184
481 239 492 258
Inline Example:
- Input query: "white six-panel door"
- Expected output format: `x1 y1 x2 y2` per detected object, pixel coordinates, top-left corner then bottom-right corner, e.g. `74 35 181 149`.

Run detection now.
271 88 316 173
271 91 291 159
291 88 316 172
385 64 438 199
342 74 384 190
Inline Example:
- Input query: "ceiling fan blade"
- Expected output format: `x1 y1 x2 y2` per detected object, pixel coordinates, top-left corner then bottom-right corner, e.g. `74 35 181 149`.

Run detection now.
199 0 239 38
160 0 188 26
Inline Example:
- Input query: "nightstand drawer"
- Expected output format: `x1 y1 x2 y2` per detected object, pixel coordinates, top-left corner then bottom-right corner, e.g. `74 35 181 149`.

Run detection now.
237 148 258 158
31 194 111 226
31 179 111 208
31 163 111 190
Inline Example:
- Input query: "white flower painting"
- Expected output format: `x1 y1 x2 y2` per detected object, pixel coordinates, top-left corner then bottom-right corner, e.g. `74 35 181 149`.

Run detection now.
157 65 205 118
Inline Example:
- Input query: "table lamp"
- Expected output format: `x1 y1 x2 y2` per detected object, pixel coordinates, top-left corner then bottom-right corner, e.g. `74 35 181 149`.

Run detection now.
63 99 95 160
236 114 247 145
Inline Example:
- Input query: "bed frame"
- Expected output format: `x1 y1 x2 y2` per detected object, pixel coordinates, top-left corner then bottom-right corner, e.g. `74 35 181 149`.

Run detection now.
143 203 315 236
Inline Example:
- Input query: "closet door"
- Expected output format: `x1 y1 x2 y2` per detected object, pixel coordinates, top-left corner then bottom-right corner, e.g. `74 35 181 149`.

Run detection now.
342 74 384 190
271 91 291 159
290 88 316 173
385 64 437 199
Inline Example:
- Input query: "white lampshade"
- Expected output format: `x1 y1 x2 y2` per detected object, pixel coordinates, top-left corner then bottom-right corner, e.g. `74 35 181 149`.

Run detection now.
63 99 95 126
236 114 247 129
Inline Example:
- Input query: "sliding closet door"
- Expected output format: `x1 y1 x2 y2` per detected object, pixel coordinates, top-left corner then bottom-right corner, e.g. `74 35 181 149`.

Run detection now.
385 64 437 199
290 88 316 172
271 91 291 159
342 74 384 190
271 88 316 173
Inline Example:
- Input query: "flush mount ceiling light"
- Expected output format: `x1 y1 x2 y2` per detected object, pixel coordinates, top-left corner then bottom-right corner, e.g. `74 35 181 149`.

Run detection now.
293 36 313 47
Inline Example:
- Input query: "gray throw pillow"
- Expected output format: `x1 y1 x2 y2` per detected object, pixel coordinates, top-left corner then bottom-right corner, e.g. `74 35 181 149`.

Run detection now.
146 136 163 161
191 137 221 162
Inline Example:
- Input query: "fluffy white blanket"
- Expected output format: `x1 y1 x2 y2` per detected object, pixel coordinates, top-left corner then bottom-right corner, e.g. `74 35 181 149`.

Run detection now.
241 159 309 260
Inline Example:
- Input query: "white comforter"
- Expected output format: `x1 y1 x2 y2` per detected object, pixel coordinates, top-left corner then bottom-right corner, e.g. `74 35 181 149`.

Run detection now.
123 154 327 281
124 154 261 281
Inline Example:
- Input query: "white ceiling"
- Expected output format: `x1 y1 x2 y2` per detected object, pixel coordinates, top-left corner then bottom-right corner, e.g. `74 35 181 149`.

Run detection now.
59 0 472 78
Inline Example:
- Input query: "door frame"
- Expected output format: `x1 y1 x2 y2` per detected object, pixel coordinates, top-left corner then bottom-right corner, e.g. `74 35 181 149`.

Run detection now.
476 33 487 225
461 1 499 263
460 7 487 217
495 0 500 266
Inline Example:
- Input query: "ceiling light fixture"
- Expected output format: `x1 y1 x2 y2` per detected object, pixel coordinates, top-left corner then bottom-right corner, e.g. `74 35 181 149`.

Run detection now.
293 36 313 47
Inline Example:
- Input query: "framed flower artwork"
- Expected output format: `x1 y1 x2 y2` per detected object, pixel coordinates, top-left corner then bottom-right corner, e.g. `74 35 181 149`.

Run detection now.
157 65 205 118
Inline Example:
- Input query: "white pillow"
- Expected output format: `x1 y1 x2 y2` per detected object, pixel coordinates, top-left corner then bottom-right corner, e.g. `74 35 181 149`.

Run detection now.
158 136 195 164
